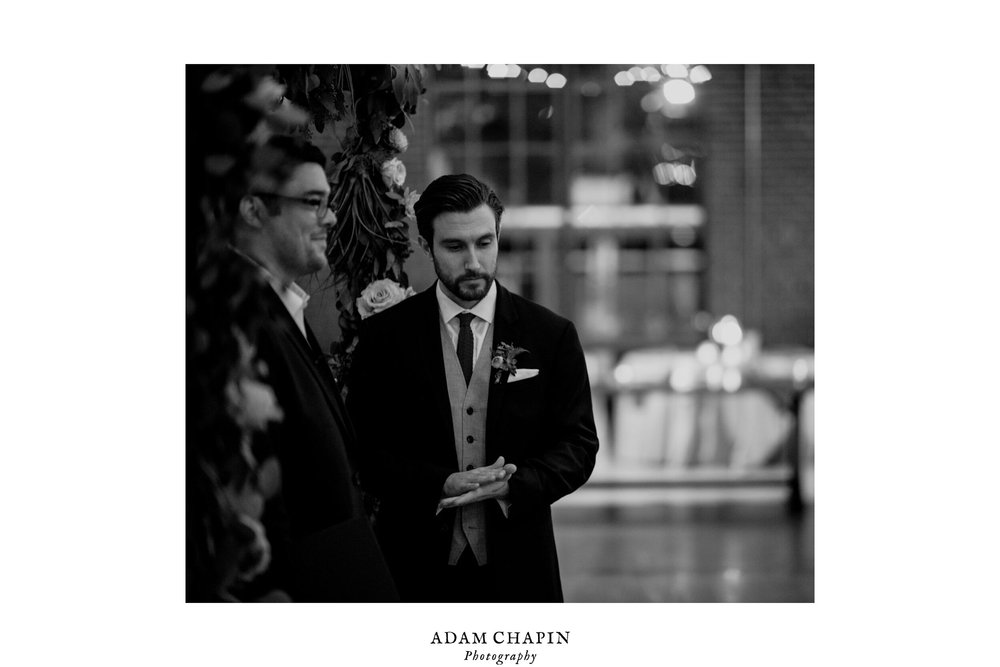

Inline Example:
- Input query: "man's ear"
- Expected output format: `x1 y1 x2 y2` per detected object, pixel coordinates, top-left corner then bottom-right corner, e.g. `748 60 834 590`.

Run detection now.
239 195 265 229
417 235 432 256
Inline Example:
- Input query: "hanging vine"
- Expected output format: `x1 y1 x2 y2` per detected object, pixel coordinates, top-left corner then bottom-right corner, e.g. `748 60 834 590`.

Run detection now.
275 65 427 385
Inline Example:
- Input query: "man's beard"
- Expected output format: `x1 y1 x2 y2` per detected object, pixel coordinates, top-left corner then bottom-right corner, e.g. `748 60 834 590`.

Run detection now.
439 268 494 303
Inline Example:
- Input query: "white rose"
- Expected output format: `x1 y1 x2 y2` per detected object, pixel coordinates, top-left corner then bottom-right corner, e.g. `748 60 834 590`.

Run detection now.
380 158 407 188
356 279 415 319
388 128 409 152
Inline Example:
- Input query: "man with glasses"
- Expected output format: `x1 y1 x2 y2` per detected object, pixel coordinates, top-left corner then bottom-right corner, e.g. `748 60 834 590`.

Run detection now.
231 134 398 601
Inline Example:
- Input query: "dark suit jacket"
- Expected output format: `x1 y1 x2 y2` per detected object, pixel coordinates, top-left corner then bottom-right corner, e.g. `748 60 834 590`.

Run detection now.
243 274 398 602
348 282 599 602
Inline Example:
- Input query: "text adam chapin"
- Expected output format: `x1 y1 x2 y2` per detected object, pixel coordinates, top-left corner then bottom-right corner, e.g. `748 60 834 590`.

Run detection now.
430 631 570 665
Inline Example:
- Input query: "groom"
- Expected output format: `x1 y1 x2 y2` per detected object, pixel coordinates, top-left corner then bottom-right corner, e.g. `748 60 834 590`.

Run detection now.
349 174 599 602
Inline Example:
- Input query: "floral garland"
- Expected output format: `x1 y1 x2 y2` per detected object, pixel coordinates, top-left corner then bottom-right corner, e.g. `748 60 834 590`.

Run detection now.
188 65 426 599
276 65 426 385
188 66 312 601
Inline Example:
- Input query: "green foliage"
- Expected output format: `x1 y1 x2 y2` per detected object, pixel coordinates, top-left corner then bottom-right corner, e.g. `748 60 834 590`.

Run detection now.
187 66 298 601
274 65 427 384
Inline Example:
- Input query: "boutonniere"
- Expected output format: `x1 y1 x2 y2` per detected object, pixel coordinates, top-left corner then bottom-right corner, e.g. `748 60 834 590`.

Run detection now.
491 342 529 385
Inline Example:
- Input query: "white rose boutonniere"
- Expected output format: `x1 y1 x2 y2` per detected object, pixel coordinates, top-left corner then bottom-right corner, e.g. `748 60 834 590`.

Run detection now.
356 278 415 319
380 157 407 188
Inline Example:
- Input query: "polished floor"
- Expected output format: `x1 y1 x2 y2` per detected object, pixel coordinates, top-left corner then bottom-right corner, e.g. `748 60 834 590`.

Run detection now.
552 500 814 602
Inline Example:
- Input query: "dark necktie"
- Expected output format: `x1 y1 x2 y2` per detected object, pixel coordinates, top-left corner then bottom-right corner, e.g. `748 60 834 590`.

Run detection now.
456 312 475 385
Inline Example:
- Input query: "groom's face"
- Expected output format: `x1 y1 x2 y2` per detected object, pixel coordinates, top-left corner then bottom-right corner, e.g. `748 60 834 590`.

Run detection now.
422 203 499 308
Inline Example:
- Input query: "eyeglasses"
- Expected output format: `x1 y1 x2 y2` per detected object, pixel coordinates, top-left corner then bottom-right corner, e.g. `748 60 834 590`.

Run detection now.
253 192 331 220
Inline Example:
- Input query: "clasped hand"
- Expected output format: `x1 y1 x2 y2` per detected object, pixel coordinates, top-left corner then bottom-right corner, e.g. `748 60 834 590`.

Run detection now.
438 456 516 511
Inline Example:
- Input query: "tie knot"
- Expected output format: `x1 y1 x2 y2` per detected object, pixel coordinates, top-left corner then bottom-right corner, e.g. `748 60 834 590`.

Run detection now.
457 312 475 329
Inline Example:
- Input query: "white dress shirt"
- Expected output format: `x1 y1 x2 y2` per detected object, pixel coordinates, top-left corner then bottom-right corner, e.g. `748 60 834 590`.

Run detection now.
435 280 497 362
270 278 310 340
232 247 311 339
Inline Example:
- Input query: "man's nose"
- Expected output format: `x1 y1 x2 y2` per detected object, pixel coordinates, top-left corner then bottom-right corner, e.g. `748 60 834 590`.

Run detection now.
320 208 337 229
464 250 481 270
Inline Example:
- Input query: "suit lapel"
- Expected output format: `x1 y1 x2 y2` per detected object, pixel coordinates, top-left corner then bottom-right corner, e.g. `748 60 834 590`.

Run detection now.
417 285 457 464
486 283 518 458
263 287 354 443
304 320 357 443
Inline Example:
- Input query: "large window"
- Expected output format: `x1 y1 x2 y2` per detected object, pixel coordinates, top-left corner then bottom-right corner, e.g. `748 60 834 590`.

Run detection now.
423 65 709 347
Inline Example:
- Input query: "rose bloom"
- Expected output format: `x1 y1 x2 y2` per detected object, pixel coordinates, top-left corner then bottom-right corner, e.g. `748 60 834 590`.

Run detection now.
401 187 420 219
388 128 408 152
356 278 415 319
380 158 406 188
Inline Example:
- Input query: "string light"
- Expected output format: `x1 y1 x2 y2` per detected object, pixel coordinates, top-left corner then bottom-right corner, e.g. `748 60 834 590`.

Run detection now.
528 68 548 83
614 71 635 86
545 73 567 88
641 66 661 82
664 64 689 78
689 65 712 83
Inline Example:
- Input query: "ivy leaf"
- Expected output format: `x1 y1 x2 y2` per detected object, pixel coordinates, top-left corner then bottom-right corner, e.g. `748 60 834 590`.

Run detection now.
368 113 384 144
306 73 320 94
391 64 406 108
401 64 426 112
318 90 341 118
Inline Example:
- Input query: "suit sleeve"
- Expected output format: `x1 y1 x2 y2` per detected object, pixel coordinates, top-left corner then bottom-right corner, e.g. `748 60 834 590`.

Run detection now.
506 321 599 512
348 321 453 515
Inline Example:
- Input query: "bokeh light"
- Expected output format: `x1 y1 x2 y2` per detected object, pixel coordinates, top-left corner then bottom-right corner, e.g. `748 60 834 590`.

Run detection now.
711 315 743 346
696 340 719 365
664 64 689 78
642 91 665 113
722 368 743 392
662 79 696 104
614 71 635 86
546 73 567 89
528 68 548 83
614 363 635 384
689 65 712 83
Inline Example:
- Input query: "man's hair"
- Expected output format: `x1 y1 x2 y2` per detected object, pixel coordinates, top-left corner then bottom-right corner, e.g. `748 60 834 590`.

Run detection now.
247 135 327 214
415 174 504 242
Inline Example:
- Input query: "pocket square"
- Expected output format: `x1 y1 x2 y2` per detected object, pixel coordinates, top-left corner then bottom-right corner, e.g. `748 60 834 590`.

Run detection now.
507 368 539 384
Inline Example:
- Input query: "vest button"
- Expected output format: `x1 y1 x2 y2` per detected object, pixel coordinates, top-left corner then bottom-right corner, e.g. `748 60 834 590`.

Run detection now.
466 435 474 443
466 407 474 415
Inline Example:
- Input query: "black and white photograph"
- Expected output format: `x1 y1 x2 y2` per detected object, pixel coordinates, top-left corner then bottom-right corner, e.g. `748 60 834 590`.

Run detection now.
186 63 815 605
8 5 999 665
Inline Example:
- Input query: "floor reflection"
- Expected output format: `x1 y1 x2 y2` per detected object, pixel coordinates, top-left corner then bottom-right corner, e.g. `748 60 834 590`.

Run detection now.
553 502 814 602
